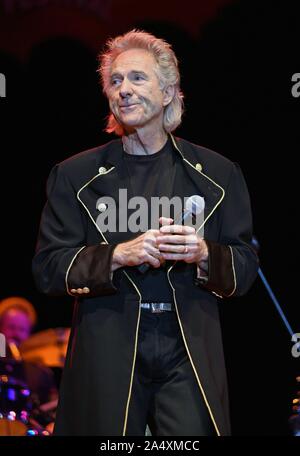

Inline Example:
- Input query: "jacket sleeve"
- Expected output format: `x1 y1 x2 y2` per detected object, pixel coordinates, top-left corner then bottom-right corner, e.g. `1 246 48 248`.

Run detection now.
195 162 259 297
32 164 117 297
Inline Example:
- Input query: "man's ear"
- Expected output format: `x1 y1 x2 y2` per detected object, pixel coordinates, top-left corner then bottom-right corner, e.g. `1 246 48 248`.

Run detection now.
162 85 175 106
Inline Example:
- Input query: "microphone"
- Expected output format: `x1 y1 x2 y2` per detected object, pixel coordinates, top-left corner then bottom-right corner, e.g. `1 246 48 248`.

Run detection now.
138 195 205 274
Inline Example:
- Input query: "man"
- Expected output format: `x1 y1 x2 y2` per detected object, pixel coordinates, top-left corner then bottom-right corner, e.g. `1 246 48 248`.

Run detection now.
32 30 258 436
0 296 57 421
0 296 37 350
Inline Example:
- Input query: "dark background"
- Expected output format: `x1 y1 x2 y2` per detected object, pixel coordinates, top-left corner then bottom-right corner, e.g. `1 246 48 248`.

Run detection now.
0 0 299 435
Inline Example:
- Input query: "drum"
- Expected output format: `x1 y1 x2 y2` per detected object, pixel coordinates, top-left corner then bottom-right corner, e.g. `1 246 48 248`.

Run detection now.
20 328 70 368
0 374 31 435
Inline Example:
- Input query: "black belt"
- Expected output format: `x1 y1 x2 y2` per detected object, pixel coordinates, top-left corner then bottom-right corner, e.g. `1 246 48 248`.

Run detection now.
140 302 174 313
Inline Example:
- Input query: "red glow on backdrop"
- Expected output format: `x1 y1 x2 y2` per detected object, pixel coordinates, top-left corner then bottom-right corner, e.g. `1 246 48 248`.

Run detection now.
0 0 234 59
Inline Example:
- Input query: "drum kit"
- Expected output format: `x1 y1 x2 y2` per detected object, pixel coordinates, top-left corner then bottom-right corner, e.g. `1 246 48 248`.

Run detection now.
0 328 70 436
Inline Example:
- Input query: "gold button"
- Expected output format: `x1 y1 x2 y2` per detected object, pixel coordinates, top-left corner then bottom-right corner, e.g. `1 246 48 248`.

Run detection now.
98 166 107 174
82 287 90 294
195 163 202 172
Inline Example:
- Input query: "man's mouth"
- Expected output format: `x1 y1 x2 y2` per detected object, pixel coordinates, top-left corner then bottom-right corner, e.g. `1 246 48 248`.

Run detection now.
119 103 138 109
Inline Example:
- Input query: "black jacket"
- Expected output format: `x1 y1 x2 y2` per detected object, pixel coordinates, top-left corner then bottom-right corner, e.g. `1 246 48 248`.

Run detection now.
32 135 258 435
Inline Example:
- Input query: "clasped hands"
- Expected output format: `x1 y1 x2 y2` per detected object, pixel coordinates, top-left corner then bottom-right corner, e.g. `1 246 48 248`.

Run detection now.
112 216 208 271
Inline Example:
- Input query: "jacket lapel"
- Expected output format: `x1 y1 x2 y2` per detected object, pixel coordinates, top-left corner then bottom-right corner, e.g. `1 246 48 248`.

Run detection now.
170 135 225 233
77 141 139 245
77 136 225 244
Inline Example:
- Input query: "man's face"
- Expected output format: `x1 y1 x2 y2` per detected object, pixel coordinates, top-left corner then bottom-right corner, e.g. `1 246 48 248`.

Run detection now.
108 48 167 132
0 308 31 346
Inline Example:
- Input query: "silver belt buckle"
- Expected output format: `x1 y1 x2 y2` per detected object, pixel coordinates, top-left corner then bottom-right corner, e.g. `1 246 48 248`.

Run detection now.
151 303 164 313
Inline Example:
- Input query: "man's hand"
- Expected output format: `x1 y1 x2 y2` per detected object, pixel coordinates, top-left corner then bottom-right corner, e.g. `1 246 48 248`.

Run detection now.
111 229 164 271
156 216 208 264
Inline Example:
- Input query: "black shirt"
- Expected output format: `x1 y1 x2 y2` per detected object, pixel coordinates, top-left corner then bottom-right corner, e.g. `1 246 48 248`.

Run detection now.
123 137 177 302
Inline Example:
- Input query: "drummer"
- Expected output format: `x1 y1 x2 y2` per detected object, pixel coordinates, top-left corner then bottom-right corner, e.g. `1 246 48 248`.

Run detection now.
0 296 58 405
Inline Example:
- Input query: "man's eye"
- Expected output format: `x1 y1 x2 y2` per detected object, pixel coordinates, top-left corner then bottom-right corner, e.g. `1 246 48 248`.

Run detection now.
134 75 144 81
111 79 120 86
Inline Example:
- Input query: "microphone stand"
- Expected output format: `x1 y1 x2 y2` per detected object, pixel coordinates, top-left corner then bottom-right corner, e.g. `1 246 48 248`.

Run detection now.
252 236 295 337
252 236 299 436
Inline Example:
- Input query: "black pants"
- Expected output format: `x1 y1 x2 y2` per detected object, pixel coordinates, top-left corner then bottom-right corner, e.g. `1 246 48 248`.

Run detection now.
126 309 216 436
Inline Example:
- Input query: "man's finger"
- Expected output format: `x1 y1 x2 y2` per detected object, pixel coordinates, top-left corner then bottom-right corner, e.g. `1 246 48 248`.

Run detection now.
157 234 197 244
159 244 189 253
161 252 193 260
160 224 195 234
158 216 174 226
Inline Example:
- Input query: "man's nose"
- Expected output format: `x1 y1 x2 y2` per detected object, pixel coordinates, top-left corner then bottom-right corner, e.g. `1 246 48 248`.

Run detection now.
119 79 133 98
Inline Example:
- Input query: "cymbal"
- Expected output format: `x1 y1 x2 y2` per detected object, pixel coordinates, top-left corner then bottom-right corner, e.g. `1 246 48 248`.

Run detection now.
20 328 70 368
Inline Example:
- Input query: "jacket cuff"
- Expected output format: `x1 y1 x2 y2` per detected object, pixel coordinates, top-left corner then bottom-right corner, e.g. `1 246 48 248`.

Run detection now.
67 244 118 298
194 240 236 297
